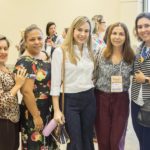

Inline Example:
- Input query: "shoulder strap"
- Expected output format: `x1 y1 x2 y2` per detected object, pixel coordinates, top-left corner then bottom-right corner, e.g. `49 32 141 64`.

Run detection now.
61 48 65 114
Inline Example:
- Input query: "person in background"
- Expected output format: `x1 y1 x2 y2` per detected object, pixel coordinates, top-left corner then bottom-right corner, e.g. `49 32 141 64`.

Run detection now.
15 31 26 56
14 24 58 150
95 22 135 150
51 16 96 150
92 15 106 54
45 21 63 57
62 27 69 39
131 12 150 150
0 35 27 150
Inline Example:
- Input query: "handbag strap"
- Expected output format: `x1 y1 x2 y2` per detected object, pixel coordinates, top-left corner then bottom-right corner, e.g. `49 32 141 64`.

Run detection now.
61 48 65 114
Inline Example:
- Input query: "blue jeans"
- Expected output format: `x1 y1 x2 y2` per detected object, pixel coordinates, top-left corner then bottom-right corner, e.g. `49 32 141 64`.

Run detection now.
131 101 150 150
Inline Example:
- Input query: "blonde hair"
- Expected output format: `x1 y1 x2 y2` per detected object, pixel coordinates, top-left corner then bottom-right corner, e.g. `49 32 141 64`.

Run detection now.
61 16 94 64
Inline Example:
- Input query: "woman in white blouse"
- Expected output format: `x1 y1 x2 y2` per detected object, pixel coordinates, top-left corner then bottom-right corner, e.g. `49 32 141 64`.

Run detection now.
51 16 96 150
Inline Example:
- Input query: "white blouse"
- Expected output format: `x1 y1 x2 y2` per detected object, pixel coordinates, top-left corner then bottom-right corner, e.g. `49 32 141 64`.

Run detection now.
50 45 94 96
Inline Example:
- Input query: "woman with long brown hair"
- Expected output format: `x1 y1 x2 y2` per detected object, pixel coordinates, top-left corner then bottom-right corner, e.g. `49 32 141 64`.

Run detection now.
95 22 135 150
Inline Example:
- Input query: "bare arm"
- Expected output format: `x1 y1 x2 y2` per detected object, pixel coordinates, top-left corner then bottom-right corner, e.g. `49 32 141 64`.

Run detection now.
52 96 65 125
21 78 43 130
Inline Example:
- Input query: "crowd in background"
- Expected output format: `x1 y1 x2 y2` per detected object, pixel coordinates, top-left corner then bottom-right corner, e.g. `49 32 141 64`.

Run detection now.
0 12 150 150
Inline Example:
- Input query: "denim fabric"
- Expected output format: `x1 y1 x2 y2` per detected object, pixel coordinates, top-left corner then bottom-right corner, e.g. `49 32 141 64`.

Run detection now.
131 101 150 150
64 88 96 150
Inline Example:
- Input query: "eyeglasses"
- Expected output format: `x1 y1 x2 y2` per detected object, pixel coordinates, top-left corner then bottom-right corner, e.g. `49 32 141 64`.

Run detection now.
100 21 106 24
137 24 150 29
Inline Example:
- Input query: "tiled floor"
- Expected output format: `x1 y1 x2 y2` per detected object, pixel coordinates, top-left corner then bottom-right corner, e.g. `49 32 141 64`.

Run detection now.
18 113 139 150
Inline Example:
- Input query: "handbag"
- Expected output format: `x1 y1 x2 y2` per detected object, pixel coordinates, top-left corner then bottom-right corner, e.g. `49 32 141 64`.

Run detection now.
51 48 70 144
137 101 150 127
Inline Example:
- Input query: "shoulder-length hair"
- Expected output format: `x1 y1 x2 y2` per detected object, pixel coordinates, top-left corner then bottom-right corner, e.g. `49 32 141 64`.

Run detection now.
103 22 134 64
46 22 56 36
92 15 104 34
61 16 94 64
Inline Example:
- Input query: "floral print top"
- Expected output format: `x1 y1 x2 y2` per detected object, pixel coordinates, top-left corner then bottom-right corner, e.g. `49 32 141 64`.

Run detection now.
95 56 133 93
0 70 19 123
15 56 51 100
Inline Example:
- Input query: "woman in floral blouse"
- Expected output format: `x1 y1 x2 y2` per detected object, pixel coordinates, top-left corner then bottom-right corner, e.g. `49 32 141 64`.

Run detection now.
14 25 58 150
95 23 135 150
0 35 27 150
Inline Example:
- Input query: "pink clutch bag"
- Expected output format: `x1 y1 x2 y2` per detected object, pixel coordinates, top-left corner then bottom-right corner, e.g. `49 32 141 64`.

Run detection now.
42 119 57 137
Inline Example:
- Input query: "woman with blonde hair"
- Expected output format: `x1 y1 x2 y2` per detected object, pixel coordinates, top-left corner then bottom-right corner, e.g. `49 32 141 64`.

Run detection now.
51 16 96 150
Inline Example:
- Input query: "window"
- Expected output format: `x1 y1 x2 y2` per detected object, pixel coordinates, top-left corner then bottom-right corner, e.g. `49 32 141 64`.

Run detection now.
144 0 150 11
148 0 150 11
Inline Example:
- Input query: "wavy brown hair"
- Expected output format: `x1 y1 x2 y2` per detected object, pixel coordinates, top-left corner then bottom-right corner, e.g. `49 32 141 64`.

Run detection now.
103 22 134 64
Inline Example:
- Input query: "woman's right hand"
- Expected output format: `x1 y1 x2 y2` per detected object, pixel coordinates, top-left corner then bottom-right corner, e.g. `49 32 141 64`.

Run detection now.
33 115 44 131
54 110 65 125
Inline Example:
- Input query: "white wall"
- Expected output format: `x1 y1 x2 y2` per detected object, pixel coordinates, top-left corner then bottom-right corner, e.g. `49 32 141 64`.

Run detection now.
0 0 142 64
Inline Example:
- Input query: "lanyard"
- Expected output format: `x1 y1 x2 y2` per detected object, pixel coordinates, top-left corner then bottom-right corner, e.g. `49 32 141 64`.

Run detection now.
112 61 123 76
138 46 150 63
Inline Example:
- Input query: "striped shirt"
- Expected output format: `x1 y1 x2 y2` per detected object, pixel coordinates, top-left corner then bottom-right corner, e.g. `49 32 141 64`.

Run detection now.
131 43 150 105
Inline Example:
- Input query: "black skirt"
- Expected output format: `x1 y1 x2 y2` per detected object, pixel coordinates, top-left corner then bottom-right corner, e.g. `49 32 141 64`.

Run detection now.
0 119 19 150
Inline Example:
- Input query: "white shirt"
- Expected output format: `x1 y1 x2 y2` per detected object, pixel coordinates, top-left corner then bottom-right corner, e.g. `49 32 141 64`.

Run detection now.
50 45 94 96
134 86 144 106
45 35 64 57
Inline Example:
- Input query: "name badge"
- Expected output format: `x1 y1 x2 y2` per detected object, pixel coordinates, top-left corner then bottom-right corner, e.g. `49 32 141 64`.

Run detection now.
111 76 123 92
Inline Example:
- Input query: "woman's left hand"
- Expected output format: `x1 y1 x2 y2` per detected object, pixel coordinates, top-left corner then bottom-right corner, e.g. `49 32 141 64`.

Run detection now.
134 70 145 83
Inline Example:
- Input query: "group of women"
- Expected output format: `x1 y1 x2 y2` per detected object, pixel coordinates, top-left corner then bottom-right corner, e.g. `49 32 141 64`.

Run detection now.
0 12 150 150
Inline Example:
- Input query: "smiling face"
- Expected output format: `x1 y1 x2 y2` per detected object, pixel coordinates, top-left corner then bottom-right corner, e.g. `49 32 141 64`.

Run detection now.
137 17 150 44
110 26 126 49
0 40 9 65
73 22 90 48
25 29 43 56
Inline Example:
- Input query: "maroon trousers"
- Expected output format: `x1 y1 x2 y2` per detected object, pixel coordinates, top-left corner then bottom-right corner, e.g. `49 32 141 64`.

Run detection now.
95 90 129 150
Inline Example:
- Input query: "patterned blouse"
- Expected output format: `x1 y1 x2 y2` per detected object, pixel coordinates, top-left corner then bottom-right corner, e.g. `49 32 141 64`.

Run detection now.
15 56 51 100
95 56 133 93
0 70 19 123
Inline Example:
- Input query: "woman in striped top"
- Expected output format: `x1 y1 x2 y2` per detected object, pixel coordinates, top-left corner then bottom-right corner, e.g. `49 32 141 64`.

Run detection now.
131 12 150 150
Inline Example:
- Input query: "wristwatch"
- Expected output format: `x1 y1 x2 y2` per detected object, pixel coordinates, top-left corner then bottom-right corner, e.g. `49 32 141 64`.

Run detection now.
145 78 150 84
